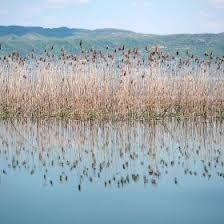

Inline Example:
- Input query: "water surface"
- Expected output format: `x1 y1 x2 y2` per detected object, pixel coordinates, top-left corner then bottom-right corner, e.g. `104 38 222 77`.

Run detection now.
0 119 224 224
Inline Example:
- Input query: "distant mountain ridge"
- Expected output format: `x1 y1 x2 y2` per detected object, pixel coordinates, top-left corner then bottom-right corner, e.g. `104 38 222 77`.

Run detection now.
0 25 223 56
0 26 89 38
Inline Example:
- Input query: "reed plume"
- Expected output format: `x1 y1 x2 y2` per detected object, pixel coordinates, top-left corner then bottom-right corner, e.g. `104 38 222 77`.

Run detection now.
0 47 223 120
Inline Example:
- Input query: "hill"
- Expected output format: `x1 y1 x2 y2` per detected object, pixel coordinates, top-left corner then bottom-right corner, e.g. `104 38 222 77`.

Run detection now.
0 26 223 56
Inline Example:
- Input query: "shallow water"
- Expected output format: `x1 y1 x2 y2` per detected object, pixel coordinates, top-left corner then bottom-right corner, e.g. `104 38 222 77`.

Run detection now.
0 119 224 224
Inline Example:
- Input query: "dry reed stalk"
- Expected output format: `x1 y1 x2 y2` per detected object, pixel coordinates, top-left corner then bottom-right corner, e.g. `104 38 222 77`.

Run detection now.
0 49 223 120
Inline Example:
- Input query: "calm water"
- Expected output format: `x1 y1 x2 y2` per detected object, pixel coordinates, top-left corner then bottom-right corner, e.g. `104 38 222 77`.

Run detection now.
0 119 224 224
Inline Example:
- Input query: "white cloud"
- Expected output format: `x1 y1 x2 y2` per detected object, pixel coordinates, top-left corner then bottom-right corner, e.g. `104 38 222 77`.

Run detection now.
131 1 137 7
46 0 90 8
209 0 224 8
22 4 42 14
143 1 152 7
199 9 224 32
0 9 8 16
131 1 151 7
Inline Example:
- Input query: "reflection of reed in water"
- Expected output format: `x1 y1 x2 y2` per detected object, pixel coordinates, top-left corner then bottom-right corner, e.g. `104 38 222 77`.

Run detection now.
0 119 224 190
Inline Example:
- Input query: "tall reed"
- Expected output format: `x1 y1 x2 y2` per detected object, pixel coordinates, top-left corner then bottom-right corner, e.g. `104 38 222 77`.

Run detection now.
0 47 223 120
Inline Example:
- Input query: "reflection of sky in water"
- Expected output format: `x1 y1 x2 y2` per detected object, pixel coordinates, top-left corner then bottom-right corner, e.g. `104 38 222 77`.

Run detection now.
0 119 224 224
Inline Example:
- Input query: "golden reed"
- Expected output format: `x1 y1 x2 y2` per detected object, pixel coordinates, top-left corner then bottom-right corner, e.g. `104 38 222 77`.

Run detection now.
0 46 223 120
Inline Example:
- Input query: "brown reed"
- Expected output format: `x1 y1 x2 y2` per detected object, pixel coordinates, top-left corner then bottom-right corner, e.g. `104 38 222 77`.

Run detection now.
0 47 223 120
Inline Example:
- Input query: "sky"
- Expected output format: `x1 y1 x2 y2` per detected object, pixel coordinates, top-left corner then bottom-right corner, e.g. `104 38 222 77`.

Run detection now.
0 0 223 34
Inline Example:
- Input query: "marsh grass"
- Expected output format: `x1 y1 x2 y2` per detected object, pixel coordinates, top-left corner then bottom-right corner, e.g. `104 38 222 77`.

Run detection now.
0 47 223 120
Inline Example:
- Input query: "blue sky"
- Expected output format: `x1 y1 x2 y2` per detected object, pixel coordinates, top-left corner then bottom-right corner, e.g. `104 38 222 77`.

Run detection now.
0 0 223 34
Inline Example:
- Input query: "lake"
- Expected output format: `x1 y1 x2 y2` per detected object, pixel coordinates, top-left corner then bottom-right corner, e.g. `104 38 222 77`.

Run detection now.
0 118 224 224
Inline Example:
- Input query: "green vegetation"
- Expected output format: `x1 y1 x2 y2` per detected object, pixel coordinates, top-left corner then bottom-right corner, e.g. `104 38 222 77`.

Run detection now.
0 26 224 56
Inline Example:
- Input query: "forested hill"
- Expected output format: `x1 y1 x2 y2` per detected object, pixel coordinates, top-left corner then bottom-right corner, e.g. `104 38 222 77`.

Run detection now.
0 25 223 56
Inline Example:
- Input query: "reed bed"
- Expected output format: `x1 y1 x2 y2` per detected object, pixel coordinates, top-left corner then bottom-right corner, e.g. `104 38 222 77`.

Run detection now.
0 46 224 120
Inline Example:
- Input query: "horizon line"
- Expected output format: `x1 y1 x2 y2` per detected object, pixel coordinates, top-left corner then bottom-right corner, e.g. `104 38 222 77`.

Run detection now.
0 25 223 36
